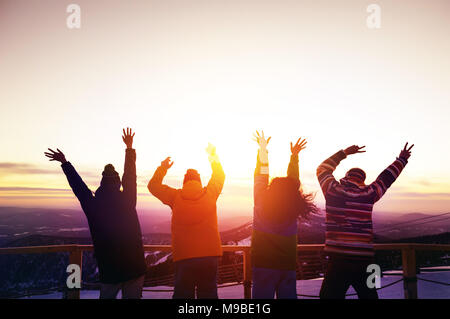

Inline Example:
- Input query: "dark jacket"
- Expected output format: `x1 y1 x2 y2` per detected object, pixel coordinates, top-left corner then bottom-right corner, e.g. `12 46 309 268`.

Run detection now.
61 148 146 284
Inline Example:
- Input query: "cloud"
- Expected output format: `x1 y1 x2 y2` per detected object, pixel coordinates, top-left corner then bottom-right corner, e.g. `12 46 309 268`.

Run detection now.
0 187 70 193
0 163 59 175
0 162 99 179
392 192 450 199
0 186 153 198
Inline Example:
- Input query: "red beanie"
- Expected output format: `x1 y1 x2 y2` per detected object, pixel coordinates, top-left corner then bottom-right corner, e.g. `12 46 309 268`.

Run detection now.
183 169 201 185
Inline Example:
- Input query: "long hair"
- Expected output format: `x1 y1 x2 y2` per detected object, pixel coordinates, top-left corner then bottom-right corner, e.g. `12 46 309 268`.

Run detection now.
261 177 319 224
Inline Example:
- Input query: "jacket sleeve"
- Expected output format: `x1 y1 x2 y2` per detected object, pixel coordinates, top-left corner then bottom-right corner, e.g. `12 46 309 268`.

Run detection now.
122 148 137 208
147 166 178 207
254 150 269 208
370 157 408 202
206 161 225 200
316 150 347 196
287 154 300 188
61 162 94 206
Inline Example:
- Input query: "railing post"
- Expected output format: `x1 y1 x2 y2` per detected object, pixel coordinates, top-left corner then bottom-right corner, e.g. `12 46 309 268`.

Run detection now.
401 248 418 299
243 248 252 299
66 247 82 299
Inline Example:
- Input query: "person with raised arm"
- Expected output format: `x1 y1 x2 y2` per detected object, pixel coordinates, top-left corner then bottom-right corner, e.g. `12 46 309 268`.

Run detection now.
251 131 318 299
317 142 414 299
44 128 146 299
147 143 225 299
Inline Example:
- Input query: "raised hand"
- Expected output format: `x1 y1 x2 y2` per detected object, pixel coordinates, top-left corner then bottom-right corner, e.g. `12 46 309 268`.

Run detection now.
161 157 174 170
344 145 366 156
253 130 271 150
291 137 307 155
206 143 220 163
122 127 135 149
206 143 216 157
44 148 67 163
399 142 414 160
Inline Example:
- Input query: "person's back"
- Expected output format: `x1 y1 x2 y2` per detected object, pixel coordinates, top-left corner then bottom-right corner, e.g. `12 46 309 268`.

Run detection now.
148 144 225 298
169 179 222 261
251 132 317 299
85 180 145 283
316 143 414 299
45 128 146 298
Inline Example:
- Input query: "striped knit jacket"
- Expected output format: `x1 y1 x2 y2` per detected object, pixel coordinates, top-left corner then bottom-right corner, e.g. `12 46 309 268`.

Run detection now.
317 150 408 257
251 152 300 271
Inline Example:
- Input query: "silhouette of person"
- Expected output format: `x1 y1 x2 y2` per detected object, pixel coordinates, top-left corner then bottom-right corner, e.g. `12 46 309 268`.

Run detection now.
251 131 318 299
148 143 225 299
45 128 146 299
317 142 414 299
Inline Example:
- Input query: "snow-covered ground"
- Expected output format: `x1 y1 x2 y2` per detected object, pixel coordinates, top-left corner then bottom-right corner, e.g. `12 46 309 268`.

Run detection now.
21 270 450 299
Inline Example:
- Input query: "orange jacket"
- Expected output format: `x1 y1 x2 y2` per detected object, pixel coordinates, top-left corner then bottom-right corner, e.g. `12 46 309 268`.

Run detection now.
148 162 225 262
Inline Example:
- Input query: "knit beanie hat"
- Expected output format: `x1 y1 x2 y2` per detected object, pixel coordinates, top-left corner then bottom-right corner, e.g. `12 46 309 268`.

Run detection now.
183 169 201 185
101 164 121 186
345 168 366 185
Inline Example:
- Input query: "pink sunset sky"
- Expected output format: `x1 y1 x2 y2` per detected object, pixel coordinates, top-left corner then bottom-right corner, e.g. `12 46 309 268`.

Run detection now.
0 0 449 216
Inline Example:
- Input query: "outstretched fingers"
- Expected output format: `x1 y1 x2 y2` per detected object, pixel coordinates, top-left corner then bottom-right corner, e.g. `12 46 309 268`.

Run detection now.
294 138 307 148
253 131 260 143
253 130 271 145
404 142 414 152
299 139 307 148
45 148 64 162
404 142 410 151
290 137 307 154
123 127 134 137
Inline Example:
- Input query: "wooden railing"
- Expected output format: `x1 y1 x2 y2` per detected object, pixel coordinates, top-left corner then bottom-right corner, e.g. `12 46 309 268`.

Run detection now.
1 243 449 299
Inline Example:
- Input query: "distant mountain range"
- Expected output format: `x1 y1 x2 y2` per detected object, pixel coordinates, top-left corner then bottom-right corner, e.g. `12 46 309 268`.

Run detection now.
0 206 449 247
0 206 252 246
0 206 448 297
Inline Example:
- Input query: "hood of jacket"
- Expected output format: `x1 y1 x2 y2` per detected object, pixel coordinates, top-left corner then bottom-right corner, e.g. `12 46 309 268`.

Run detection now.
180 180 205 200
